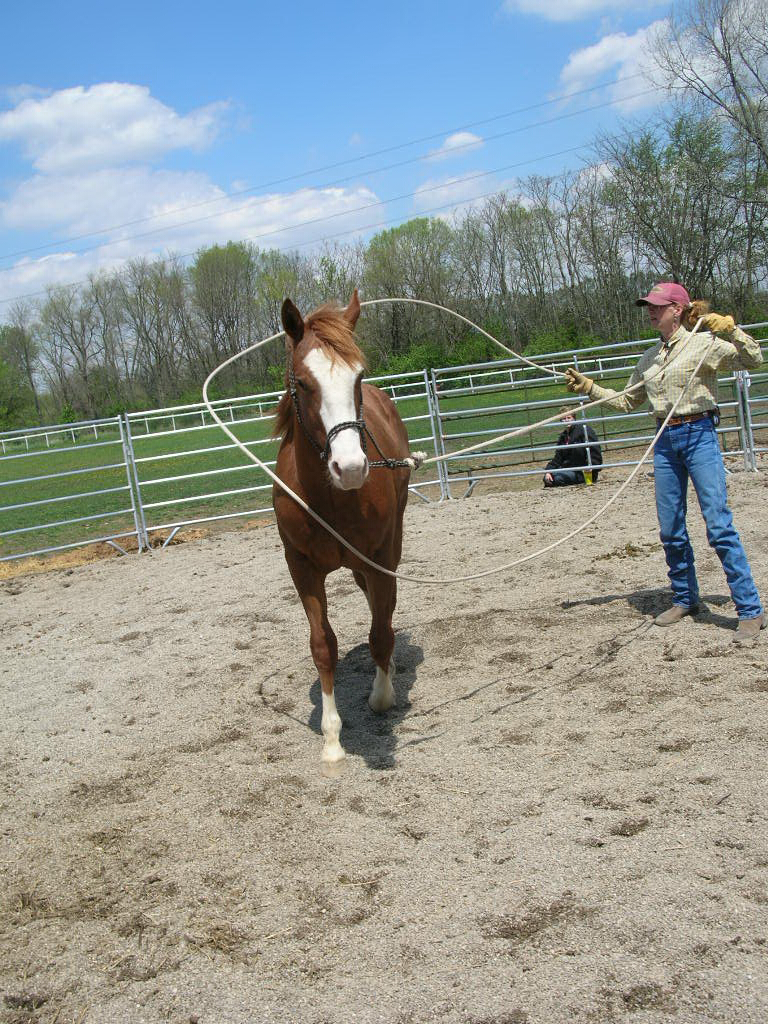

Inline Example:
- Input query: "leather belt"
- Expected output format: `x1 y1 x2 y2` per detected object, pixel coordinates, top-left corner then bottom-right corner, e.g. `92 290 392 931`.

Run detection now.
657 411 712 429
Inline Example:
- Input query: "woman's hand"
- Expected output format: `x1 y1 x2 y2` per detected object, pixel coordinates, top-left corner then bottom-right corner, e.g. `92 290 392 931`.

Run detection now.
701 312 736 335
565 368 593 394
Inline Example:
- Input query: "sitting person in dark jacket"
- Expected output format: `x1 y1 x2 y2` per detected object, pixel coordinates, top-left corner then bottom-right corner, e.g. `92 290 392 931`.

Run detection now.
543 408 603 487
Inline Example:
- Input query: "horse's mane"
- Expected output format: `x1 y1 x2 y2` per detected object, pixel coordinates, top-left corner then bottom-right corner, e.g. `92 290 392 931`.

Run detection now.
272 388 294 441
306 305 366 368
271 304 367 440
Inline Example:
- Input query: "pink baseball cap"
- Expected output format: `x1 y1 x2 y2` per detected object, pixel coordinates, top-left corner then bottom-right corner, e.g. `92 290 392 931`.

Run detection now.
636 282 690 307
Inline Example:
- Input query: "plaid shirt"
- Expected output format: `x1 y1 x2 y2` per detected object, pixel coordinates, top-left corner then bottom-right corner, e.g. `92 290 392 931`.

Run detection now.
588 325 763 417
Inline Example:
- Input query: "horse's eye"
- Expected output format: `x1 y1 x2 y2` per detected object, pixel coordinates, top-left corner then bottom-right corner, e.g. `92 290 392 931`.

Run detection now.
296 377 308 391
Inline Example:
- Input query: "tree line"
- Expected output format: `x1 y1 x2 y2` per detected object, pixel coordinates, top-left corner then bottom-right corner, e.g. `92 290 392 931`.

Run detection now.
2 0 767 428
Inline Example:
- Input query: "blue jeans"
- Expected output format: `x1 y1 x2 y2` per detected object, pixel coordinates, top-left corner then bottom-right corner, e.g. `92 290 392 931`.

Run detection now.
544 469 583 486
653 418 762 619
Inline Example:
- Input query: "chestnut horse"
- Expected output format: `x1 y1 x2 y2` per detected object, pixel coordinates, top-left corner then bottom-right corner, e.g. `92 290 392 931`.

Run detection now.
272 290 412 763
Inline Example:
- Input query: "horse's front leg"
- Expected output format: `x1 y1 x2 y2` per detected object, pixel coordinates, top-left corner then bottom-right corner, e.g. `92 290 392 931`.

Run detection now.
286 553 344 763
364 573 397 714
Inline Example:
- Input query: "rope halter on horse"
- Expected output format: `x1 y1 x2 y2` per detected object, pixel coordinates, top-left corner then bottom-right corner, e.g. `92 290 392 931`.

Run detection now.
287 361 425 471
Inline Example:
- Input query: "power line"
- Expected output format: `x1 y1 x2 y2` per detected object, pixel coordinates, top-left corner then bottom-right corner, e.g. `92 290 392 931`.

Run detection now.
0 84 664 282
147 143 596 259
0 74 647 264
0 141 596 307
0 84 668 307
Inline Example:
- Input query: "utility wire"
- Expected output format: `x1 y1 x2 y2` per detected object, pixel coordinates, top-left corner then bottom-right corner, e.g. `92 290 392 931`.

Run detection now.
0 85 668 306
0 85 659 273
0 74 645 264
148 144 596 259
0 143 595 306
0 85 661 271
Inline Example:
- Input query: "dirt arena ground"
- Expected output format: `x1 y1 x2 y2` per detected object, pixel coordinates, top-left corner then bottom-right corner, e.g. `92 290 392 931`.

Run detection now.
2 468 768 1024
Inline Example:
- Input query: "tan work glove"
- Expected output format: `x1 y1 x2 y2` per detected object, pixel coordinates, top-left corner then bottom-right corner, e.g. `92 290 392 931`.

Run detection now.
565 367 593 395
701 312 736 335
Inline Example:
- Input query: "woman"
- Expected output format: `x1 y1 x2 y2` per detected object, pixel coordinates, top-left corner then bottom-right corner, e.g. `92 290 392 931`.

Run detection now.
543 408 603 487
565 281 765 641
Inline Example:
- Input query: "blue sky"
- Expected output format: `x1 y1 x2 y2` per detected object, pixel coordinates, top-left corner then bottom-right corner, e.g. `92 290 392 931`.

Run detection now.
0 0 672 307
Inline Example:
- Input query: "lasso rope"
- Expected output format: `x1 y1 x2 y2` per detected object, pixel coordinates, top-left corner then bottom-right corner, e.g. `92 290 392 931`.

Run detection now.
202 301 712 584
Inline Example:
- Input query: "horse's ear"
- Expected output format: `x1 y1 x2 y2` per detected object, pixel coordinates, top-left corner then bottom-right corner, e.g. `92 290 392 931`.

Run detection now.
281 298 304 344
343 288 361 329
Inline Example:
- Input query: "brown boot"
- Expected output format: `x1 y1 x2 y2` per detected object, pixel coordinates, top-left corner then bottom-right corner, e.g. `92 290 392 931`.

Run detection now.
654 604 698 626
733 612 768 643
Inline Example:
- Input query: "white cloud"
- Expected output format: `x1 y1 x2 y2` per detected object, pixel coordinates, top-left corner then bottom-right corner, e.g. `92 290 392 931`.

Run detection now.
426 132 483 162
556 21 668 111
581 161 613 184
412 172 496 218
1 172 382 251
502 0 663 22
1 167 219 233
0 83 227 173
0 170 384 304
0 81 389 304
1 84 48 105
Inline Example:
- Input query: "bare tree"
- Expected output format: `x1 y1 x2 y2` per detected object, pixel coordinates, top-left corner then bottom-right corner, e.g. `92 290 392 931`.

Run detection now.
569 166 636 339
38 286 104 419
597 117 742 298
120 257 193 406
650 0 768 167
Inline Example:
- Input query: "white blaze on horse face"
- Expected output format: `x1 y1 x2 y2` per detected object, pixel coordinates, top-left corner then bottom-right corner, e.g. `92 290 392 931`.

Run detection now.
304 348 368 490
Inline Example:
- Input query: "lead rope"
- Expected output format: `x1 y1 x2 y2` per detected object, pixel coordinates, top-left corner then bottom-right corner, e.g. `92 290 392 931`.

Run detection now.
202 304 712 584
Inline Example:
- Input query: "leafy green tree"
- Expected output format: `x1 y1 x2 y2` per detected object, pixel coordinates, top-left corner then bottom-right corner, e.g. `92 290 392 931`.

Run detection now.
362 218 461 362
0 353 35 428
1 312 41 422
189 242 259 383
598 118 743 298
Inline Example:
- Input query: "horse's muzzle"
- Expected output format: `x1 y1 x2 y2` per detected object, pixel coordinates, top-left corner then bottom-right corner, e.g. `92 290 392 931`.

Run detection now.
329 454 369 490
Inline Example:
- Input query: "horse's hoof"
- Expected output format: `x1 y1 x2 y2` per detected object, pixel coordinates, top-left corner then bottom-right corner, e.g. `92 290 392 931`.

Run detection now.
321 742 346 764
368 688 396 713
369 663 396 713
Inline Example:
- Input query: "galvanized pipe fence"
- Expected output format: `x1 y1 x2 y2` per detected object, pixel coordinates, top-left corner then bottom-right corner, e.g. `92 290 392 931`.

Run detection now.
2 329 766 564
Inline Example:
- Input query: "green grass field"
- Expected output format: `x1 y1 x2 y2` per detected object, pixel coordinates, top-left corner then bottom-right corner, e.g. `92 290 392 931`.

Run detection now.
0 390 437 559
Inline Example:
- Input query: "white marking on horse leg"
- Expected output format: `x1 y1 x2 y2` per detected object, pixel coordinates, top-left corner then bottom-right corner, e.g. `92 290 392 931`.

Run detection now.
368 661 396 713
321 690 345 763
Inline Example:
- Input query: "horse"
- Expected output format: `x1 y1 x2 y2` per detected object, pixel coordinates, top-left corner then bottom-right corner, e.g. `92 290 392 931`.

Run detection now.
272 290 413 764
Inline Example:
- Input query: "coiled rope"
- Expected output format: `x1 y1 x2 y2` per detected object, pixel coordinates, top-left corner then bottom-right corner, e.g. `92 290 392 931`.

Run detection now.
202 301 712 584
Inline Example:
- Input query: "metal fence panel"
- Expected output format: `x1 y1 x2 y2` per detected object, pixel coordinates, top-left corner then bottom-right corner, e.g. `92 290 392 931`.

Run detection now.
429 327 768 495
2 325 766 563
125 369 442 544
743 324 768 464
0 416 143 562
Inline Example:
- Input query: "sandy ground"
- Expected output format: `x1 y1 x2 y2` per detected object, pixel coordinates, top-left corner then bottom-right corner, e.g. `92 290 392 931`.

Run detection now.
2 468 768 1024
